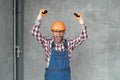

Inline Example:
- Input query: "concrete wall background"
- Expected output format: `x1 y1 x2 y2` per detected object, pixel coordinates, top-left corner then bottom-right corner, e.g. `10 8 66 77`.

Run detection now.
0 0 119 80
0 0 120 80
0 0 13 80
24 0 120 80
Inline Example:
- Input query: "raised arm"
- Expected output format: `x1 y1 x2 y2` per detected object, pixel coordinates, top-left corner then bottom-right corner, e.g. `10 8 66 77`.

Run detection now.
31 9 49 44
68 12 88 52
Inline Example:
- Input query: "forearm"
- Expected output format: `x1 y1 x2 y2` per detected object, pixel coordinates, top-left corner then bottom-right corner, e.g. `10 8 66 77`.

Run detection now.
31 20 41 40
31 8 46 37
68 23 88 52
31 19 47 44
75 12 88 45
80 25 88 40
73 25 88 46
31 9 49 45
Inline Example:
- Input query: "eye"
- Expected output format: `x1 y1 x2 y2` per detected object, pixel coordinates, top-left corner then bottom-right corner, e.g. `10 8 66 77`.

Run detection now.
60 30 64 33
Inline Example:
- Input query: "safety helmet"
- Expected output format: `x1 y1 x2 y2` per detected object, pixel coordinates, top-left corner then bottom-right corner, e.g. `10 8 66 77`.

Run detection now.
50 20 66 31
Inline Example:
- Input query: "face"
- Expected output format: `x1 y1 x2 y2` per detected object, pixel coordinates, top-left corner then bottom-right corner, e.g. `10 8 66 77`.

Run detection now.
52 30 65 43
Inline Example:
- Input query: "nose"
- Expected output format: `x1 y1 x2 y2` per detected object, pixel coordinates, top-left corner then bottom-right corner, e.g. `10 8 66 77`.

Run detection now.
56 31 61 34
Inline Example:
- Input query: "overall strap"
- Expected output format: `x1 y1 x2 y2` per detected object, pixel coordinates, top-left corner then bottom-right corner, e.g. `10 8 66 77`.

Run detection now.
51 41 55 48
64 39 67 48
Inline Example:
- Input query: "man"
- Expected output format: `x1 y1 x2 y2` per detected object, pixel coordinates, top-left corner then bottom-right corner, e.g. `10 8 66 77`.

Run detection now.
31 9 88 80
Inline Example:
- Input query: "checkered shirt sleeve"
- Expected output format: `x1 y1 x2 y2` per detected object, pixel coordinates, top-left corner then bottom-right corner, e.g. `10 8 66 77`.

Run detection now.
67 26 88 54
31 20 52 61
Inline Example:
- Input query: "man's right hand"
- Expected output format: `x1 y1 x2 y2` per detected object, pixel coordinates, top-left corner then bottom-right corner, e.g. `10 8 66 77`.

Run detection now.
37 9 48 20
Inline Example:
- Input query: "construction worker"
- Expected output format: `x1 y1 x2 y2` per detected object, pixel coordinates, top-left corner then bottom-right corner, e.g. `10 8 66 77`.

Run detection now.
31 9 88 80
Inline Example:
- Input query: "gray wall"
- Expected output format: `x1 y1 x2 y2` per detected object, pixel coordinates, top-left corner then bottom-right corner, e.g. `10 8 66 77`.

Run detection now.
1 0 119 80
23 0 120 80
0 0 13 80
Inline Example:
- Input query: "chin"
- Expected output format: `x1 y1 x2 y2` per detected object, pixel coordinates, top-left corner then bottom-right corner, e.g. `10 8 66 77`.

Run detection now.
55 39 63 43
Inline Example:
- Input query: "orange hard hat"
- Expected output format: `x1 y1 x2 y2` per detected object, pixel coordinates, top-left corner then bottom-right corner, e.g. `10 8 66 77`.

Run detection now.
50 20 66 31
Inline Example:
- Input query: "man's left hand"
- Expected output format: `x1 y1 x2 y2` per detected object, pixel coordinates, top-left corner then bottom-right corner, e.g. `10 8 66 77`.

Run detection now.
74 12 85 26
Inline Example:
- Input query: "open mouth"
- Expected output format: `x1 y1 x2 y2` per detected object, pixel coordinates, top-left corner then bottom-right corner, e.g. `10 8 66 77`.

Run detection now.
54 35 63 43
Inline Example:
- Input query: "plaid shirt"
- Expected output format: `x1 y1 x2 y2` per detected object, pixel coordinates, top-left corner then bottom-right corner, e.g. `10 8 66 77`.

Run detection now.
31 20 88 67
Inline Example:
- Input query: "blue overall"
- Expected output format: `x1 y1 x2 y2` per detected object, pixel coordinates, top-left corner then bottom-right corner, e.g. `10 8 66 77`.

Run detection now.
45 40 71 80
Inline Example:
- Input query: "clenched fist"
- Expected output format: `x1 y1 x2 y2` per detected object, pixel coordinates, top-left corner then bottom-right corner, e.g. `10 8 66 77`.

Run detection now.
74 12 85 26
37 9 48 20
